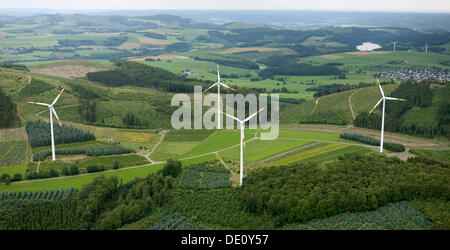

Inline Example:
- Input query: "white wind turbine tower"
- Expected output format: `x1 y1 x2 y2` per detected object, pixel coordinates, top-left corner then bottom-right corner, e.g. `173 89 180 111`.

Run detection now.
28 86 66 161
221 107 265 186
203 64 236 129
392 41 398 52
368 78 406 153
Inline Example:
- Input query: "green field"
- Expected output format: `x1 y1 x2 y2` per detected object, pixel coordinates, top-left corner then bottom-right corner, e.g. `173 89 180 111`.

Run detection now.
219 139 312 161
29 154 149 174
176 129 255 159
0 141 28 166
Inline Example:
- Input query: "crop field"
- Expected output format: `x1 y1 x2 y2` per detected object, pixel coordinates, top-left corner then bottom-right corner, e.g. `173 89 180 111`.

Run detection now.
0 163 164 192
0 165 27 177
0 141 28 166
179 154 218 165
0 127 29 142
309 51 450 69
30 60 114 79
290 145 373 164
219 139 312 161
176 129 256 159
282 201 433 230
216 47 281 54
164 129 215 142
274 143 351 165
94 127 159 150
140 58 253 82
151 141 200 161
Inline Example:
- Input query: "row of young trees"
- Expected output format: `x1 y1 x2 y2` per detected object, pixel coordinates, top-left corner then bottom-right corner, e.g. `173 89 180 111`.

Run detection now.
340 133 405 152
26 120 96 147
0 188 77 202
33 145 132 161
122 112 149 128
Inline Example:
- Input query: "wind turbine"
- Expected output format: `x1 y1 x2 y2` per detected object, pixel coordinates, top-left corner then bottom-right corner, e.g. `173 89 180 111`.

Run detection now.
203 64 236 129
221 107 265 186
28 86 66 161
392 41 398 52
368 78 406 153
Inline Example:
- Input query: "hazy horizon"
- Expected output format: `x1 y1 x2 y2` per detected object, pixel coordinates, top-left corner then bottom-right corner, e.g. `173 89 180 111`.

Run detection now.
1 0 450 13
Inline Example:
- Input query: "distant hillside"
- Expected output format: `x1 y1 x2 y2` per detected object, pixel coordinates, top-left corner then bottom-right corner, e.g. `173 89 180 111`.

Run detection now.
86 61 206 93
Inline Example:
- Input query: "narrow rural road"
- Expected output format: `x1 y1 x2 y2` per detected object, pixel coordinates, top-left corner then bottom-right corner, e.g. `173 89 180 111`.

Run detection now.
348 89 358 120
311 97 319 114
146 131 166 157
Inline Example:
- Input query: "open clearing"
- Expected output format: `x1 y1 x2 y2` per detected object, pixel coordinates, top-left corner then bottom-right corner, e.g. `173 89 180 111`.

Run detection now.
32 65 106 78
317 54 343 60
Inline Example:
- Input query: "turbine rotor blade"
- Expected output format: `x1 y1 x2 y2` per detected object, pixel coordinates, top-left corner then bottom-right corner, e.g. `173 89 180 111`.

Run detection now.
369 98 383 116
221 111 241 122
385 97 407 101
51 107 63 127
28 102 50 106
51 86 66 105
203 82 219 93
376 77 385 97
217 64 220 83
219 82 237 92
243 106 266 122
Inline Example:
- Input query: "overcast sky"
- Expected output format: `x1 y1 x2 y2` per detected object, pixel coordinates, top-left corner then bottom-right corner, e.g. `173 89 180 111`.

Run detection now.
1 0 449 13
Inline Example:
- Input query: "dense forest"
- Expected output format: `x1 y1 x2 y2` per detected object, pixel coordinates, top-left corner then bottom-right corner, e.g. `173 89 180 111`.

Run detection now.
242 154 449 226
0 87 20 128
26 120 96 147
308 82 375 98
354 81 449 138
0 156 448 229
86 61 206 93
0 160 181 229
257 55 341 79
